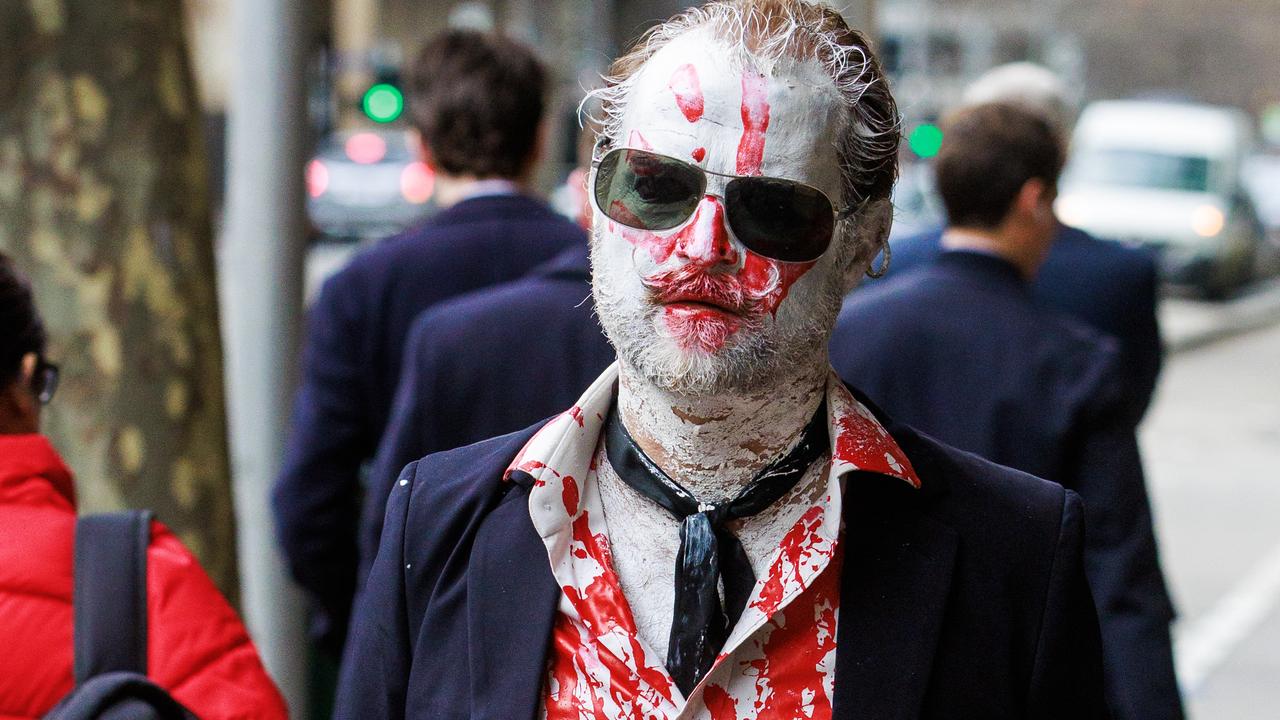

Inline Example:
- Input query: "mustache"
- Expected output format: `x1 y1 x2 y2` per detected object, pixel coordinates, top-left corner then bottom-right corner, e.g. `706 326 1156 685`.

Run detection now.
641 263 777 314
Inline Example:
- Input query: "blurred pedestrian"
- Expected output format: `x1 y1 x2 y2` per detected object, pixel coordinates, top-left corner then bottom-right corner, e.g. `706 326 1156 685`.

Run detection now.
272 29 586 656
889 62 1164 427
362 122 615 579
831 103 1182 720
0 253 288 719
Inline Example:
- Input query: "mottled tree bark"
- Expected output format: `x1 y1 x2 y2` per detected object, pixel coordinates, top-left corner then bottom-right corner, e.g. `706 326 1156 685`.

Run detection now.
0 0 238 599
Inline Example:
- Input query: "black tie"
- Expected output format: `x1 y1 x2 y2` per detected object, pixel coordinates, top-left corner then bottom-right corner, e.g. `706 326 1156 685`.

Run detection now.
603 399 828 696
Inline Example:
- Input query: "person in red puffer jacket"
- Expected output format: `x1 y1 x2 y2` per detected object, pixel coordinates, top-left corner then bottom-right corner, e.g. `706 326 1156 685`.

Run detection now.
0 253 289 719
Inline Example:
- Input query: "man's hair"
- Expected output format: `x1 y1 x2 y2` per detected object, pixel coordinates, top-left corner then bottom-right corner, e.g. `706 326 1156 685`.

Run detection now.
407 29 546 179
935 102 1065 230
0 253 46 386
587 0 900 209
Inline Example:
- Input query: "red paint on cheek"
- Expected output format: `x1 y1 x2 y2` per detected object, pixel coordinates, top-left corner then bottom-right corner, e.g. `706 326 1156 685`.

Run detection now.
668 63 705 123
691 147 706 162
739 252 816 316
627 129 653 150
736 70 771 176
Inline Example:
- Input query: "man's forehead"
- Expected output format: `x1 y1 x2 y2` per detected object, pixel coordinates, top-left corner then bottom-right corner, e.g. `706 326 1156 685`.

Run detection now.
619 30 844 191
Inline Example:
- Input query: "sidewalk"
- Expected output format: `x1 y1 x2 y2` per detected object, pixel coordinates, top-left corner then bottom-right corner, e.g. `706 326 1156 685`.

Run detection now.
1161 277 1280 353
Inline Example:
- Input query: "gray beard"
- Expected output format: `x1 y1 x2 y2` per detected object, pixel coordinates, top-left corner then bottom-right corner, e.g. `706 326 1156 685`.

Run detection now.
590 233 849 397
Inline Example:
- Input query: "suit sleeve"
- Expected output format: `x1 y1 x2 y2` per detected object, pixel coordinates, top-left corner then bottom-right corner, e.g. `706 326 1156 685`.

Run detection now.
146 522 289 720
1069 367 1183 720
271 273 369 652
363 314 439 581
335 461 418 720
1027 490 1111 719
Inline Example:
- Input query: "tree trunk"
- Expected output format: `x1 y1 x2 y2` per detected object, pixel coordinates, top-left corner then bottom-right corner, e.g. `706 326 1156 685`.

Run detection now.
0 0 238 600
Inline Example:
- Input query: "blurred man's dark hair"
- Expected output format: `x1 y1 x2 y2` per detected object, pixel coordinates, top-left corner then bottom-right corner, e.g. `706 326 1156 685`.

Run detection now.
935 103 1064 229
0 253 46 386
407 29 546 179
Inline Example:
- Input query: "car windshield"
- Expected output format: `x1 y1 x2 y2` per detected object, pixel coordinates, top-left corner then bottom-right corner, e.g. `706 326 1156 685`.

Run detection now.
1064 148 1213 193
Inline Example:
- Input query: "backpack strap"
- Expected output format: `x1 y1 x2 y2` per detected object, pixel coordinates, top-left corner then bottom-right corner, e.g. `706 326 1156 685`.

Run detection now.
73 510 153 684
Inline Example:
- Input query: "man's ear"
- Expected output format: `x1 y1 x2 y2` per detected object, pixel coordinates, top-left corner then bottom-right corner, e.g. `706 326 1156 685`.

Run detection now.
0 353 40 433
839 198 894 294
1015 178 1049 215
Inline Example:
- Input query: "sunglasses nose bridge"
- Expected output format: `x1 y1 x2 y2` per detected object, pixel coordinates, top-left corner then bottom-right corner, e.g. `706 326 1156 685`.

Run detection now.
673 195 740 267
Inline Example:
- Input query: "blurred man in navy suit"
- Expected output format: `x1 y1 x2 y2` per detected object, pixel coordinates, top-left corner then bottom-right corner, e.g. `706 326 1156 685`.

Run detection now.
890 63 1163 426
272 29 585 654
832 103 1181 720
362 243 614 575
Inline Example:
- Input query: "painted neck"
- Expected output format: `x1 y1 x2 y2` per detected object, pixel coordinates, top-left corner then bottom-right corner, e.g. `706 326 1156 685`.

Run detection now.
616 357 829 502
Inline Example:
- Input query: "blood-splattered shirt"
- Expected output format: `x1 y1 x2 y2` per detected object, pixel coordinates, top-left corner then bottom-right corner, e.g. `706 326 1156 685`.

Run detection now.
510 364 920 720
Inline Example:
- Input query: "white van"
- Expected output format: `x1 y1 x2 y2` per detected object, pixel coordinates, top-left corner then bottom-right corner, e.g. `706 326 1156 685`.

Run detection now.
1055 100 1263 297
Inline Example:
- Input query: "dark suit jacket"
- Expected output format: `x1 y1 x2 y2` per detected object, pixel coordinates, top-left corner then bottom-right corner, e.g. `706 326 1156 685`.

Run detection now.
335 396 1110 719
363 244 615 576
889 224 1163 426
830 251 1180 720
272 194 584 651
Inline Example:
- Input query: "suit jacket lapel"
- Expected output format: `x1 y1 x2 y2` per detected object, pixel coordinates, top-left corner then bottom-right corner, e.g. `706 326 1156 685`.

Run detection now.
833 472 958 720
468 480 560 720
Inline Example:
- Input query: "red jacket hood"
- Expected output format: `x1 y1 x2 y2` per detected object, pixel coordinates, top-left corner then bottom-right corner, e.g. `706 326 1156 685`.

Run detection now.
0 434 76 509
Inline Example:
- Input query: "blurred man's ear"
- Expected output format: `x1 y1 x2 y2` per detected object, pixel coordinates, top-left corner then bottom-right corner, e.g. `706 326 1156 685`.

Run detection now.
1014 178 1052 217
0 353 41 434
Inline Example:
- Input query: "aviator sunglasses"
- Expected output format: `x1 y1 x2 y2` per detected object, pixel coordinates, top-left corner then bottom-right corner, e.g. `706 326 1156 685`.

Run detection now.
592 146 856 263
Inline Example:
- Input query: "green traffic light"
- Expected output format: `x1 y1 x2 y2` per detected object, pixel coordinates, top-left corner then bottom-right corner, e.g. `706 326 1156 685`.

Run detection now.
363 83 404 123
908 123 944 158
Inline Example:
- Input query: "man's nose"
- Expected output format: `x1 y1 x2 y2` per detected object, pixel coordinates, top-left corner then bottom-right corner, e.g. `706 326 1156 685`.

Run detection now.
673 196 739 267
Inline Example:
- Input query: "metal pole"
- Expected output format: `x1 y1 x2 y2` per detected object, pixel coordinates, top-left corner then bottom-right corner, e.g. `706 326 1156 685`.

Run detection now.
221 0 309 713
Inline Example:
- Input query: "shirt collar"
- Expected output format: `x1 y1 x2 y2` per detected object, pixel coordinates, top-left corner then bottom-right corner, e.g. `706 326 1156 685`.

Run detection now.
458 178 525 202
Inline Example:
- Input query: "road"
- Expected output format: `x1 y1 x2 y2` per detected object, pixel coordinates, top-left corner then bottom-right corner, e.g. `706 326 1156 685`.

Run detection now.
1143 290 1280 719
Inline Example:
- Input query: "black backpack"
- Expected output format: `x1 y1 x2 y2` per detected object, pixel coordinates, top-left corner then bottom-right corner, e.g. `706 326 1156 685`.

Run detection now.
44 511 198 720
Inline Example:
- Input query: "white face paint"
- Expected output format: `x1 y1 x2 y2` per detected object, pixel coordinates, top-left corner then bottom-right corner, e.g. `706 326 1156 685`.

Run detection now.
591 30 852 395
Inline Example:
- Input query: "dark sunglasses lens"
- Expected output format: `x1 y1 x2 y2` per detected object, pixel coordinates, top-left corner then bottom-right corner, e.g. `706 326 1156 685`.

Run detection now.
725 178 835 262
594 149 703 231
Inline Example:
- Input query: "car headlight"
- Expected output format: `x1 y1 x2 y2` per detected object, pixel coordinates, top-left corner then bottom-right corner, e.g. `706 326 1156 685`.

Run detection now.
1191 205 1225 238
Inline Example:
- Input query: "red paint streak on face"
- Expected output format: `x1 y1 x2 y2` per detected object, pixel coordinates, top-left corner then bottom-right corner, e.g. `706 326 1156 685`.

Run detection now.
751 505 828 618
745 544 844 720
835 408 920 487
562 475 580 516
736 69 771 176
703 683 738 720
739 253 816 317
668 63 705 123
627 129 653 151
691 147 706 162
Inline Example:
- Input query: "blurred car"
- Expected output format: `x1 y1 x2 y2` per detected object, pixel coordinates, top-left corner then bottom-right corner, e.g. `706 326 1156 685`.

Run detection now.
306 129 436 242
889 158 945 241
1056 100 1264 298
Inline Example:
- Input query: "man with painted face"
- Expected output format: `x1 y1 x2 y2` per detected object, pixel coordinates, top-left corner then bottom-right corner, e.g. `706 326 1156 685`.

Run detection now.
337 2 1109 718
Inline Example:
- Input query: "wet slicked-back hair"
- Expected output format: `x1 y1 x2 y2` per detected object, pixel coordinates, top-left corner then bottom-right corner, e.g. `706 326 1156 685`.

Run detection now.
586 0 900 210
0 253 46 386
